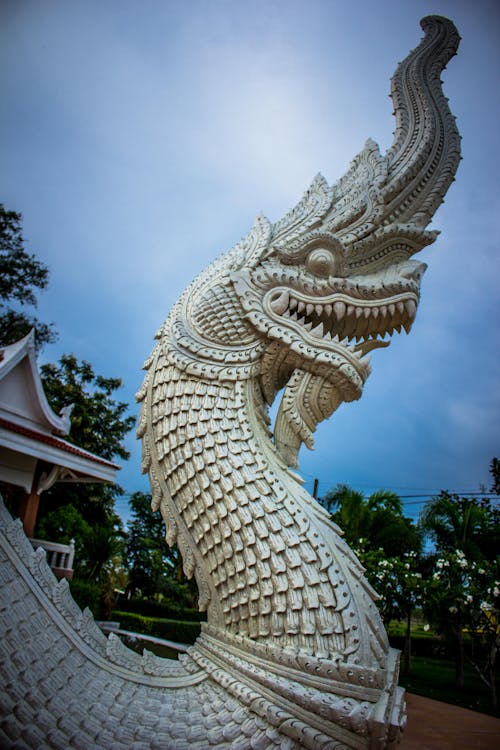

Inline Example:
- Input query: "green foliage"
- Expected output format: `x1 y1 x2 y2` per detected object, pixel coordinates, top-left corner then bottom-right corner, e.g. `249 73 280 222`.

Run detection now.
420 491 499 563
0 203 56 348
38 354 135 528
324 483 421 557
490 458 500 494
69 578 102 615
358 550 425 624
116 597 203 622
125 491 198 608
112 611 202 645
41 354 134 463
419 484 500 705
34 355 134 617
323 482 424 674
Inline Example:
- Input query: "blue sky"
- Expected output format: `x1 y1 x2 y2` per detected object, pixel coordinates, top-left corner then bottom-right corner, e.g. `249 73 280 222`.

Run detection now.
1 0 499 524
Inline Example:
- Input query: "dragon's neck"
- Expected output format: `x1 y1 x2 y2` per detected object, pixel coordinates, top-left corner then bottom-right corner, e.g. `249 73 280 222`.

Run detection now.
141 350 388 668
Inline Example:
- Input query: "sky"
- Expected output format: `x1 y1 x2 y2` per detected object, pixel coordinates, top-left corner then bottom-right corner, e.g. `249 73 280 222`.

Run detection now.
1 0 499 525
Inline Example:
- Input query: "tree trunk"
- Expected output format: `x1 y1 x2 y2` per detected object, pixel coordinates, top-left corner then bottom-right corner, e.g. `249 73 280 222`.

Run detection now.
488 639 498 710
402 608 412 675
455 622 464 688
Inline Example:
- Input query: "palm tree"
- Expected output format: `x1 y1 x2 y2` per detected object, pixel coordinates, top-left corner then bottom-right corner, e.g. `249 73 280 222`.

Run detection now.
420 491 495 562
324 484 421 557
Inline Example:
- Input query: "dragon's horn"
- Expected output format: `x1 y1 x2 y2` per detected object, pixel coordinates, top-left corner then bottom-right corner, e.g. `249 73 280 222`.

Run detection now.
382 15 462 228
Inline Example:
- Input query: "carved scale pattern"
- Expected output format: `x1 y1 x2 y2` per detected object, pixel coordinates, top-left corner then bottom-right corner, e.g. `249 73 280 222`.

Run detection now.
142 352 385 663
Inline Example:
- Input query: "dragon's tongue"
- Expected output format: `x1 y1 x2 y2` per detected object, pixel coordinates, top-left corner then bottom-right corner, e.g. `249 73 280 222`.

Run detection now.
354 339 391 355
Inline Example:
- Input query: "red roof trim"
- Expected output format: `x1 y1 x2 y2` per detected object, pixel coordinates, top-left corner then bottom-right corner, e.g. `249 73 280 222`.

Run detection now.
0 417 118 469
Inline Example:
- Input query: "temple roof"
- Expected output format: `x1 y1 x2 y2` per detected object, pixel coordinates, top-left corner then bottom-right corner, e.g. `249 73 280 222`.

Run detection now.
0 332 119 492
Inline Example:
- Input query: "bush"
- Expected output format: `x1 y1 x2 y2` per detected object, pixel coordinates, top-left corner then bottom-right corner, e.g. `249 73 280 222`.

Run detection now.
115 596 203 622
70 578 101 615
112 611 202 645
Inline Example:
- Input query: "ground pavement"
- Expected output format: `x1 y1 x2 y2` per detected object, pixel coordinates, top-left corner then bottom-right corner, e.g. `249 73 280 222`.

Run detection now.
401 693 500 749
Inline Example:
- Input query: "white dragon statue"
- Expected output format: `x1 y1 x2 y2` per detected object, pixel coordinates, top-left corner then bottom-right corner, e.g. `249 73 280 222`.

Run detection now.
0 16 460 750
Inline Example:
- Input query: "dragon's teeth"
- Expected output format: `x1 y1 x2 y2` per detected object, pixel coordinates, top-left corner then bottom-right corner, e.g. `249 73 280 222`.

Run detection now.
356 307 363 319
289 297 298 311
297 300 306 313
388 303 395 317
270 290 290 314
396 301 405 315
306 303 314 316
324 304 332 316
310 322 324 337
333 301 346 319
303 321 313 331
405 300 417 318
371 307 379 319
315 304 323 316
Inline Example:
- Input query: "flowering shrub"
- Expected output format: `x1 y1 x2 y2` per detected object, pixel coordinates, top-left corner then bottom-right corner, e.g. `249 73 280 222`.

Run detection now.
423 549 500 705
356 549 425 624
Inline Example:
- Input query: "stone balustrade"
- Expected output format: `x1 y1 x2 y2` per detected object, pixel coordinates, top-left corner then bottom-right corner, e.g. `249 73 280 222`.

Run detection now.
29 537 75 580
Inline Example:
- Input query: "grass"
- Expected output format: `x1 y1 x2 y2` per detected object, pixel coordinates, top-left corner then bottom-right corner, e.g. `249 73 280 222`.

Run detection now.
399 655 499 718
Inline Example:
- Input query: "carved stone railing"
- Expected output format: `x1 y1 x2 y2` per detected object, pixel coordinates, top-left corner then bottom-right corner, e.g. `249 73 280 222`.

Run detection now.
29 537 75 580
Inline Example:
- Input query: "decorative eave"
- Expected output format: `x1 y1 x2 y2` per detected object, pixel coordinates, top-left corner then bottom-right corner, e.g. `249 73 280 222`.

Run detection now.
0 417 118 483
0 331 71 435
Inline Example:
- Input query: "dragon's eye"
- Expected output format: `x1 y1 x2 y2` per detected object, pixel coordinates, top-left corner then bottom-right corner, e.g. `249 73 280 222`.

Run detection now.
306 247 337 277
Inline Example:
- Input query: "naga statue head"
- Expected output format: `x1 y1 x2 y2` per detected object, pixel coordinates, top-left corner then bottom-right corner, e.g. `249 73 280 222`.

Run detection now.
158 15 461 469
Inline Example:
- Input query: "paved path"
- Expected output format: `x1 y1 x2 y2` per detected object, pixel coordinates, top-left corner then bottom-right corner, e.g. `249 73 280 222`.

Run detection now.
401 693 500 749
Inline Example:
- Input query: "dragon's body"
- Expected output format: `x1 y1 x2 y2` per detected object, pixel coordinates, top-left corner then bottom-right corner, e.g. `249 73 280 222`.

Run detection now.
0 17 460 749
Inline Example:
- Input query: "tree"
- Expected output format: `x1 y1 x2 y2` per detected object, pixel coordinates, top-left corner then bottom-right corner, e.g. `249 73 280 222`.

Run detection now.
323 484 421 557
0 204 56 348
126 491 198 609
39 354 135 525
323 483 423 673
358 549 425 675
420 486 500 697
490 458 500 495
36 355 135 615
423 549 499 706
420 491 499 564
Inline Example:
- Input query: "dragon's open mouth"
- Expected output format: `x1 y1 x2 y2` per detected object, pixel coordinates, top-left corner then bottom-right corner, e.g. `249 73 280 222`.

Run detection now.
268 289 418 355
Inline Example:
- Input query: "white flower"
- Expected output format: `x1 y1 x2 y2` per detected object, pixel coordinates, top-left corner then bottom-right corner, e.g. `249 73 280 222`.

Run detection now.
423 624 430 632
478 569 485 575
449 606 458 614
